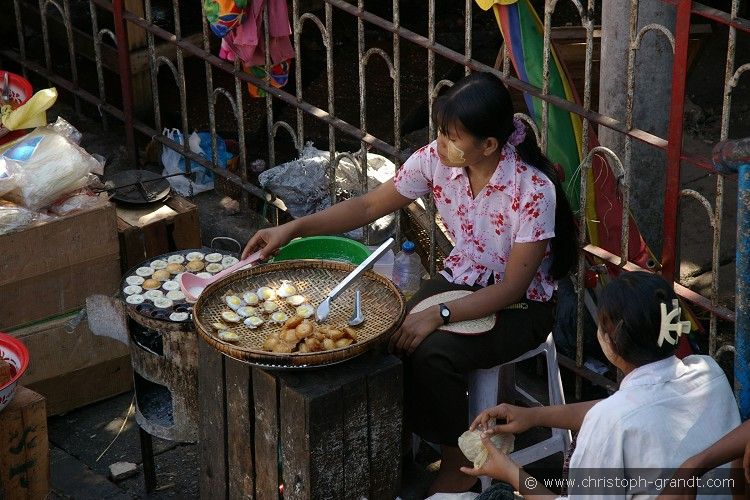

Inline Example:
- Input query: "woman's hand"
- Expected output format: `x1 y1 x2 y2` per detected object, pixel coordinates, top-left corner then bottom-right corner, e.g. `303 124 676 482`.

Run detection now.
242 223 297 260
460 433 521 485
470 403 539 435
388 306 442 355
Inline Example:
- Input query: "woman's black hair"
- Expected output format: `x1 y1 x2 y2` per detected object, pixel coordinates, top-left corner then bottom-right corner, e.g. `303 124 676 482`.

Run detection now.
597 271 679 366
432 72 578 279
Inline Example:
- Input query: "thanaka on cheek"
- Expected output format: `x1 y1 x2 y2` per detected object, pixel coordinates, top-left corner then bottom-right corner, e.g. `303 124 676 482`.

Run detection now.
445 139 465 163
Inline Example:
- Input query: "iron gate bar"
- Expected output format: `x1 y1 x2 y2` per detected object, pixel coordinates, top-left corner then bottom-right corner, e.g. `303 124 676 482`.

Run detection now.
322 0 717 173
584 244 735 323
114 8 401 158
95 0 717 173
112 0 137 161
0 46 288 212
693 1 750 34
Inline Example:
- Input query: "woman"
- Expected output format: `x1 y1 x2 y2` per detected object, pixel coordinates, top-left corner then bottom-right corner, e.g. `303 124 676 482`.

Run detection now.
243 72 577 494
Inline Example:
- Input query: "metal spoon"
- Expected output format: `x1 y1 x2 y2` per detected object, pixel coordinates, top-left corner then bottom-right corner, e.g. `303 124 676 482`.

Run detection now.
348 290 364 326
316 237 395 323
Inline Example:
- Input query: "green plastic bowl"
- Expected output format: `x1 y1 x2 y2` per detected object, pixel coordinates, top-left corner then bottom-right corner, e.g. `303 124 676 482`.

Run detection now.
272 236 371 265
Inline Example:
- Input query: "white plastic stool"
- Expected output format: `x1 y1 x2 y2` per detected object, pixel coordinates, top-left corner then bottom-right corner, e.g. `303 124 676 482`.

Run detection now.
412 332 571 492
469 332 571 491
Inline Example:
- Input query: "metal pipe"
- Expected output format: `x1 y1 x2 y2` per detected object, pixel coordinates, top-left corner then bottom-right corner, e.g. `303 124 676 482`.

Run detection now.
427 0 437 275
712 137 750 419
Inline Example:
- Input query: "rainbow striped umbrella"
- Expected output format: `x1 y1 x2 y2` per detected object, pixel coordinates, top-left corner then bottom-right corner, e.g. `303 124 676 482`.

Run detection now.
477 0 651 269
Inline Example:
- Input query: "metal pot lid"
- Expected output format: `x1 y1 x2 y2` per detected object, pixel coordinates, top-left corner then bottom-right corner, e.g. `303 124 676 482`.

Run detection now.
108 169 171 205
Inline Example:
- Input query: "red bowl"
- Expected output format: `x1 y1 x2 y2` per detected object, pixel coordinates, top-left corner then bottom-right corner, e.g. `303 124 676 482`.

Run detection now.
0 333 30 412
0 71 33 108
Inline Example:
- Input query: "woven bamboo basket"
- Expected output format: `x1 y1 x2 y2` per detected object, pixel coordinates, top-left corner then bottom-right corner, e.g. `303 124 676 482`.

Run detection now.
193 260 406 368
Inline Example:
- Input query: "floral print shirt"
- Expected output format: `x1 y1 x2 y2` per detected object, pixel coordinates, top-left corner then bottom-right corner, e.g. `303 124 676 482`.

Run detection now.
393 140 557 301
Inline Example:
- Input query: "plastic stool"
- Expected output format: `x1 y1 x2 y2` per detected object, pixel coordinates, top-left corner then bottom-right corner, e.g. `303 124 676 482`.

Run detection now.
468 332 571 490
412 332 571 492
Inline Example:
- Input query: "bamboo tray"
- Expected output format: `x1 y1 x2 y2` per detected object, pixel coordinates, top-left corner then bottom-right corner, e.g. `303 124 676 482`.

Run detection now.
193 260 406 368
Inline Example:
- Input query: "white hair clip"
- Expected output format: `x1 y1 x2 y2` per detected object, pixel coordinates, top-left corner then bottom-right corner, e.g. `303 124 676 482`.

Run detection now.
657 299 691 347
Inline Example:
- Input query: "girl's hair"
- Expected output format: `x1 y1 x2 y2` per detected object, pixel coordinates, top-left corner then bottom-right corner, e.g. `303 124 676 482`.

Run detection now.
432 72 578 279
597 271 679 366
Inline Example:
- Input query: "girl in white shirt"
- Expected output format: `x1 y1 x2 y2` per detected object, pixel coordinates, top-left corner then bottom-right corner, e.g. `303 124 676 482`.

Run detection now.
461 271 741 499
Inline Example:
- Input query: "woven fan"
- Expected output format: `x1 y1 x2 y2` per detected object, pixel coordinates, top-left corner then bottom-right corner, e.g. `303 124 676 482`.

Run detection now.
410 290 496 335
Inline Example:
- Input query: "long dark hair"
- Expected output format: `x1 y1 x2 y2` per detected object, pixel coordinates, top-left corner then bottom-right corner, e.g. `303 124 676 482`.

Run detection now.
432 72 578 279
597 271 679 366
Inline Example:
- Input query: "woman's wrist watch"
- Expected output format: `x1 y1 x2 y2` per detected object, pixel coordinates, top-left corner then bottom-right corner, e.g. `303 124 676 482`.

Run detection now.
438 303 451 325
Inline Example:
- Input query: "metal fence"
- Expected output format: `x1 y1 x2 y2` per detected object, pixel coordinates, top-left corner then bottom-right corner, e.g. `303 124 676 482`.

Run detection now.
2 0 747 395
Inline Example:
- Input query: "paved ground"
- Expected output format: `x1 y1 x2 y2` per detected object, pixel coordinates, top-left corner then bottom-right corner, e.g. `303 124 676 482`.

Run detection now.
46 358 595 499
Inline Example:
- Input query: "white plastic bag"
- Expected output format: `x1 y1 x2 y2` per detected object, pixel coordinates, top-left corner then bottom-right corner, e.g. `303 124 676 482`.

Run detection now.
2 119 99 210
161 129 215 196
0 156 18 197
0 199 36 235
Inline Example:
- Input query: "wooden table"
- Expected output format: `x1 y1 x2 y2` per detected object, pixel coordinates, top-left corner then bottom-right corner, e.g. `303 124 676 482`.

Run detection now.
198 346 403 499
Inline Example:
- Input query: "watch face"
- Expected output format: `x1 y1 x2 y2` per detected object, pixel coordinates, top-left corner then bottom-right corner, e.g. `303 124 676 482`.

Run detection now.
441 308 450 318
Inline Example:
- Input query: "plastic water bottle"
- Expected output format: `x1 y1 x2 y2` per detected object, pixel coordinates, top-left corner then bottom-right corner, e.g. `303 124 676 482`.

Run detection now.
393 240 423 300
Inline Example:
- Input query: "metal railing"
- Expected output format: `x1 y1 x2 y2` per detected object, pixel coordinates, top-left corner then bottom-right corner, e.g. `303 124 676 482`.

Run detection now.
2 0 747 397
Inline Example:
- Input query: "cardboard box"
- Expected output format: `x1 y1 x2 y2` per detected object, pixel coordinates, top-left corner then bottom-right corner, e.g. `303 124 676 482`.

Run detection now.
8 312 132 415
0 203 120 330
116 196 202 273
0 387 49 499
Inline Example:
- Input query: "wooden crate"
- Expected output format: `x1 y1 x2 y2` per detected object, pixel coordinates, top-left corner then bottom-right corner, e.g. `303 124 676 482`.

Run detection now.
198 347 403 499
117 196 202 272
28 355 132 417
0 203 120 331
0 387 49 500
8 312 132 416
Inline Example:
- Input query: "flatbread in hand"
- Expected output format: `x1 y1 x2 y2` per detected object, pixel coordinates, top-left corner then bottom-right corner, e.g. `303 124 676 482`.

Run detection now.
458 429 515 468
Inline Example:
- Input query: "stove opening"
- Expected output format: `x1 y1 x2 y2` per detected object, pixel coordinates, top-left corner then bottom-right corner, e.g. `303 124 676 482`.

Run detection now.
134 372 175 428
128 318 164 356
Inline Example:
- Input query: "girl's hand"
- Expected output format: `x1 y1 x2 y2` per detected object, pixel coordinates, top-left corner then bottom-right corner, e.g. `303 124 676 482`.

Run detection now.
655 463 699 500
470 403 538 435
242 224 297 260
460 433 520 484
743 440 750 484
388 306 442 355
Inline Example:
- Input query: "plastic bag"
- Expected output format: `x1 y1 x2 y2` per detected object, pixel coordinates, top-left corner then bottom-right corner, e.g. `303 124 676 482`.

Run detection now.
1 88 58 131
161 129 231 196
48 188 108 216
2 119 99 210
0 199 36 235
0 155 18 196
258 142 397 243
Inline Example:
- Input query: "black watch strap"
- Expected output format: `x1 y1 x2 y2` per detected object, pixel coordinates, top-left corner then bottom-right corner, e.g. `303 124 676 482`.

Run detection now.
438 303 451 325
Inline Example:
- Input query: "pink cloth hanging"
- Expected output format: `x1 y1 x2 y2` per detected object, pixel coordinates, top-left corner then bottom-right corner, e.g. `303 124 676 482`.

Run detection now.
219 0 295 67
